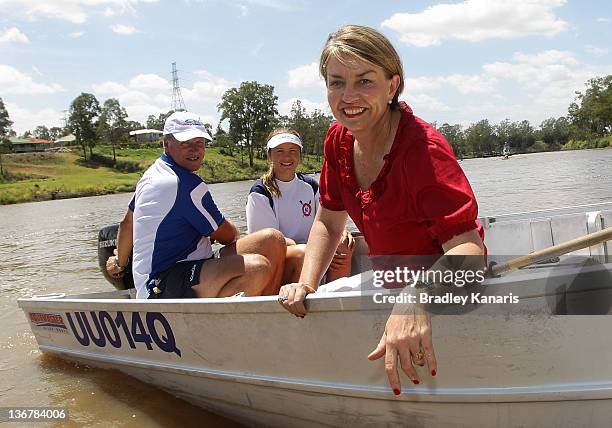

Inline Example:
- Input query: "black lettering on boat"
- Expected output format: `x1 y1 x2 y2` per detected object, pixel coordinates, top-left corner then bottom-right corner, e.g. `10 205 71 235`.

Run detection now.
99 311 121 348
65 312 90 346
83 311 106 347
130 312 153 350
114 312 136 349
146 312 182 357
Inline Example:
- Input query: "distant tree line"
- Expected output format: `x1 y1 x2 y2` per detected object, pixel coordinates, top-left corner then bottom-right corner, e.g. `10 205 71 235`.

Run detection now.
1 75 610 169
436 75 612 158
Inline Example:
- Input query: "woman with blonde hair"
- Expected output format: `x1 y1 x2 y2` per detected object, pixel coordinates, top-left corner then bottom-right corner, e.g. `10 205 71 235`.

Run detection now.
246 128 353 284
277 25 485 395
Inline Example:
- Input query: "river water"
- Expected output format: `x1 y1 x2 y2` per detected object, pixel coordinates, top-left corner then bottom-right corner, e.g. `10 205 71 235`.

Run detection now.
1 149 611 426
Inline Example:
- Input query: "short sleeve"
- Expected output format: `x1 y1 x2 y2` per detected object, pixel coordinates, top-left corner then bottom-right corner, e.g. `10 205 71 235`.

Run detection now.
246 192 279 233
128 194 135 211
415 133 479 245
319 125 345 211
183 182 225 236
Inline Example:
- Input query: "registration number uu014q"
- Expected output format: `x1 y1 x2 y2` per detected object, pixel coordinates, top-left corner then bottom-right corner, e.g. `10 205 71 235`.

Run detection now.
65 311 182 356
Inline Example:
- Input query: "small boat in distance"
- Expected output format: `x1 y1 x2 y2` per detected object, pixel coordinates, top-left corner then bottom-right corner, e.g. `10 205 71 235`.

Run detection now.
18 202 612 427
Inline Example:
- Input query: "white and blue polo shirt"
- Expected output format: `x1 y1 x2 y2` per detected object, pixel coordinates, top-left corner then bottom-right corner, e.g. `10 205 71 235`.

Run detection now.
129 153 224 298
246 173 319 244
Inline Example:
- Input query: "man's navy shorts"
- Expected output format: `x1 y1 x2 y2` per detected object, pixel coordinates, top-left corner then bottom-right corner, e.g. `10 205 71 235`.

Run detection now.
147 259 205 299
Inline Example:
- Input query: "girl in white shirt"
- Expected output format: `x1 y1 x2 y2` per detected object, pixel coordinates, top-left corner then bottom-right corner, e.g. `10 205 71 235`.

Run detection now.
246 128 353 284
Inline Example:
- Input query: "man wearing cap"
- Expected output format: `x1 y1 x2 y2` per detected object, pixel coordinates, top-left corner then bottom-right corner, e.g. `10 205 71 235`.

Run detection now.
107 111 286 299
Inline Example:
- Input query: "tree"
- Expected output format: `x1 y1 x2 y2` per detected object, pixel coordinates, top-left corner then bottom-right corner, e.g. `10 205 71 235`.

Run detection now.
125 120 144 132
568 75 612 138
465 120 495 157
288 100 310 154
0 98 13 140
33 125 51 140
146 111 174 130
49 127 64 141
98 98 128 163
308 109 334 160
68 93 100 160
537 117 569 150
437 123 465 158
0 97 12 176
218 81 278 167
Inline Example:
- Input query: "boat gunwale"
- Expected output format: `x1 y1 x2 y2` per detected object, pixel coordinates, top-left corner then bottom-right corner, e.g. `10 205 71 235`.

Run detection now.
17 261 612 314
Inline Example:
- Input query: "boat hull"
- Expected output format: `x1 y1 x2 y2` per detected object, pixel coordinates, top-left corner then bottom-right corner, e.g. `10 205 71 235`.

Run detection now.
19 263 612 427
19 202 612 427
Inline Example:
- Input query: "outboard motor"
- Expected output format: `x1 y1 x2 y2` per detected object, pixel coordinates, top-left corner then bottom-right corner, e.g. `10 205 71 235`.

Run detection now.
98 224 134 290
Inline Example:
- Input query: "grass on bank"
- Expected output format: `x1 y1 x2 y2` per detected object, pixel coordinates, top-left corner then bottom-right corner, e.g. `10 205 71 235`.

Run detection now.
0 145 323 205
561 135 612 151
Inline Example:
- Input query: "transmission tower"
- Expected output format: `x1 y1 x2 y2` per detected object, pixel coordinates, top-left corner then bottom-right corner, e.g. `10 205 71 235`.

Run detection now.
171 62 187 112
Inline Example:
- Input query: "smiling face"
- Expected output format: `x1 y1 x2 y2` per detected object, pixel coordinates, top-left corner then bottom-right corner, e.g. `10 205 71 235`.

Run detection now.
325 54 400 134
165 135 206 172
269 142 301 181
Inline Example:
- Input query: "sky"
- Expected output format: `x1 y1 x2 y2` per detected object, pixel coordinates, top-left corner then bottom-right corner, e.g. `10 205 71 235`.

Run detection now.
0 0 611 135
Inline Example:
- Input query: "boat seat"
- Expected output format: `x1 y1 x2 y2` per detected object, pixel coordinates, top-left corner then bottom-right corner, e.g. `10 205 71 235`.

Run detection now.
482 210 611 263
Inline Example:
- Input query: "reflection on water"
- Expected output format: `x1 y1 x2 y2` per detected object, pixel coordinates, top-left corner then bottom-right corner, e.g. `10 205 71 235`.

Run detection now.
0 148 611 424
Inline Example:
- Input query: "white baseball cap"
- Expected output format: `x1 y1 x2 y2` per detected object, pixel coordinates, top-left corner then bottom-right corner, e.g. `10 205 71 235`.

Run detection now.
266 133 303 150
163 111 212 142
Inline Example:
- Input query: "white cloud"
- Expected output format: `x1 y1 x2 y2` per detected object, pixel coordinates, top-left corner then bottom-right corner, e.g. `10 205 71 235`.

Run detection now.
128 74 170 91
0 0 158 24
405 48 612 127
483 50 578 88
585 45 609 57
111 24 138 35
382 0 569 47
405 76 442 92
406 94 451 112
512 49 577 65
441 74 498 94
0 65 62 94
92 81 128 94
69 31 84 38
4 101 63 135
0 27 29 45
186 70 233 101
405 74 497 95
91 70 232 126
287 62 323 90
279 98 329 116
597 17 611 23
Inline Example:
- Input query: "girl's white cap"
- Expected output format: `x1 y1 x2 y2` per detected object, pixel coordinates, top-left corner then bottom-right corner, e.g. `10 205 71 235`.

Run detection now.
266 133 302 150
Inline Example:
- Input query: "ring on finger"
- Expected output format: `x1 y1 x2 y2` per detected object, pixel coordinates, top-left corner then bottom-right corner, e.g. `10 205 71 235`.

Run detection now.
413 351 424 361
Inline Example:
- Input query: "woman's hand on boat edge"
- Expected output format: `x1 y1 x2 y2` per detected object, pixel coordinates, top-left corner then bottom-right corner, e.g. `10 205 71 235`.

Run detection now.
106 250 125 278
277 283 316 317
368 304 437 394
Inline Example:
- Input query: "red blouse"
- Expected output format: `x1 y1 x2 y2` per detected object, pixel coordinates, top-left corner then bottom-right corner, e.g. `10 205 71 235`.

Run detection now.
319 102 483 256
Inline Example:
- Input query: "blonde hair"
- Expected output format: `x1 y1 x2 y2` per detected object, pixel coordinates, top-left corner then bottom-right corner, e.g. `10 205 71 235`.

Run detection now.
319 25 404 109
262 127 301 198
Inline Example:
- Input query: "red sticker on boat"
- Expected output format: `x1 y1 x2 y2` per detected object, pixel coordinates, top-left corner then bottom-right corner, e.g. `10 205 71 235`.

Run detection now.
29 312 68 331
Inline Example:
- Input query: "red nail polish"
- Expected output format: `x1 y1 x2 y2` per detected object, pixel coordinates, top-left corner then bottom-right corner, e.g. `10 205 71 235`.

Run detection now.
393 388 401 395
412 379 420 385
431 370 437 377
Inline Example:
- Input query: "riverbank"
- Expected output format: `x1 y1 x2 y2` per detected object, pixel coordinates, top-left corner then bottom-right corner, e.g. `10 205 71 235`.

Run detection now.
0 147 323 205
2 143 610 205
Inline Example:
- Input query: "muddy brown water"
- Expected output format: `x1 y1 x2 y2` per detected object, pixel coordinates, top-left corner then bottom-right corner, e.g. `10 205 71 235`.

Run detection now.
1 149 611 426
